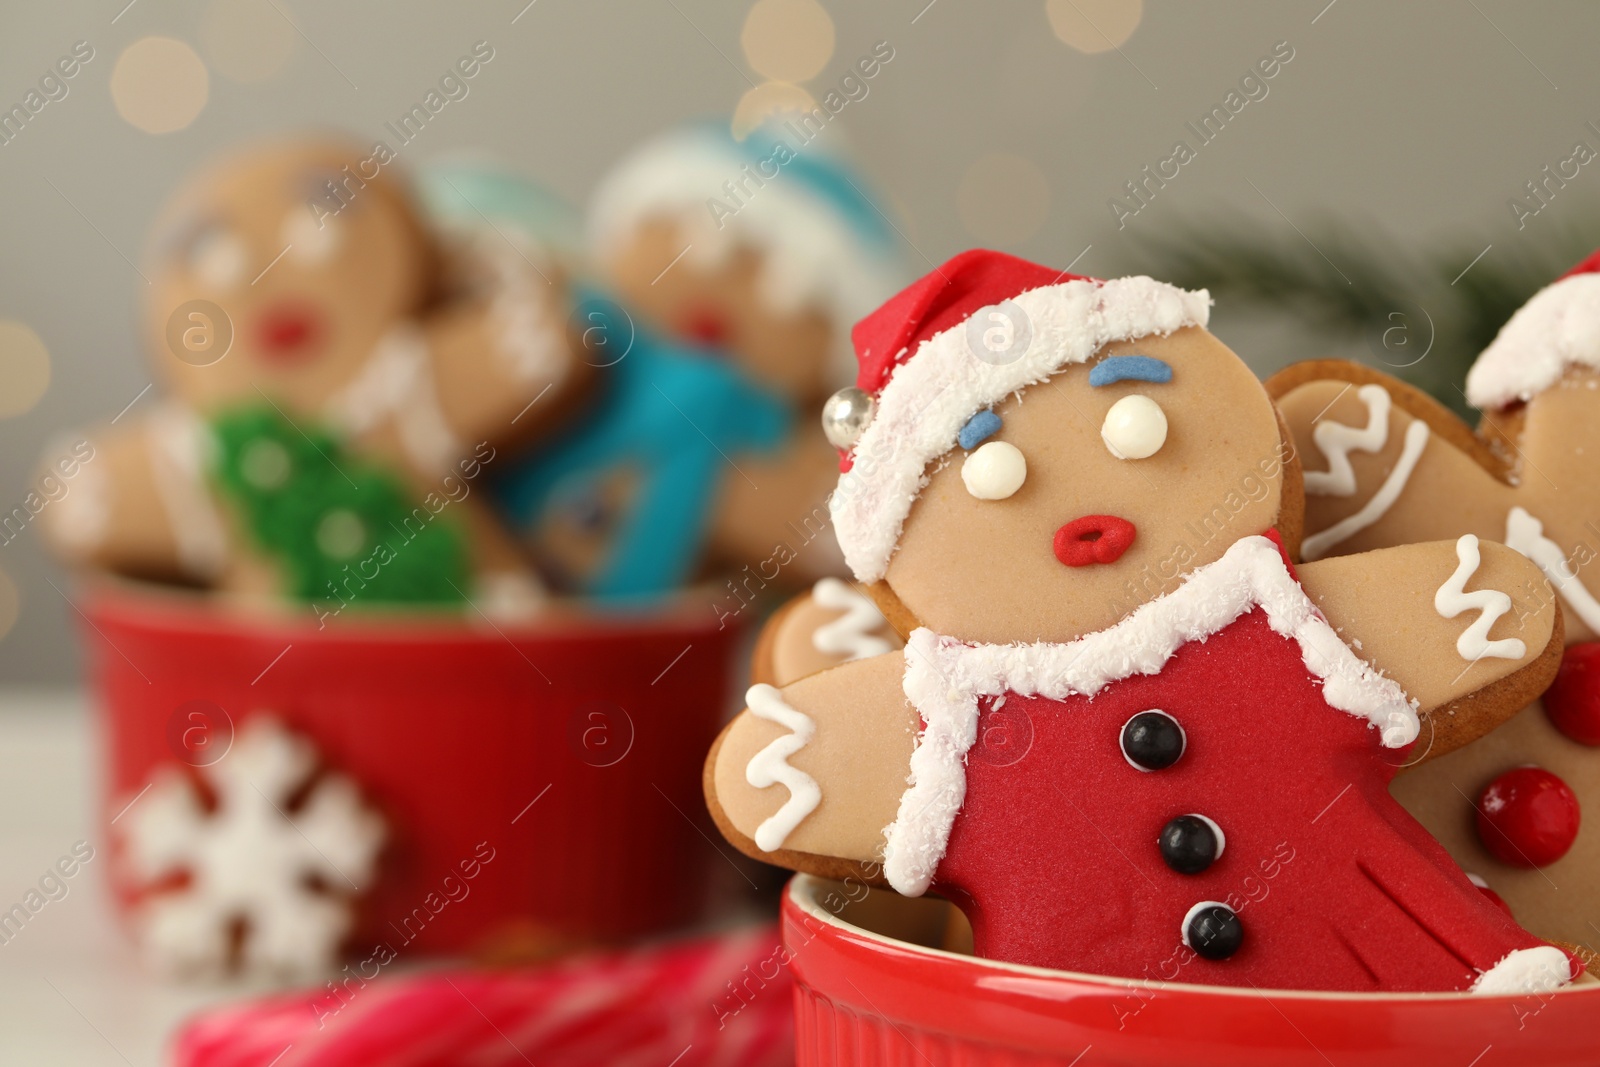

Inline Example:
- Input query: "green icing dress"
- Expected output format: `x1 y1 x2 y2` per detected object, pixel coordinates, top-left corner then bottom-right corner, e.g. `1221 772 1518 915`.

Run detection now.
210 403 469 606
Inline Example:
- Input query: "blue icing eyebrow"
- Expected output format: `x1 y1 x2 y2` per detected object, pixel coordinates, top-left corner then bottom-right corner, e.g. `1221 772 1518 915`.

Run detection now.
1090 355 1173 388
958 409 1001 450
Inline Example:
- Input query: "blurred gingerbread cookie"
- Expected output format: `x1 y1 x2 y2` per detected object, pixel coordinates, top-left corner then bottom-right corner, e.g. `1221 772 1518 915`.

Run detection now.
490 300 793 601
584 119 908 588
42 138 588 616
706 250 1574 994
589 118 903 410
1268 250 1600 953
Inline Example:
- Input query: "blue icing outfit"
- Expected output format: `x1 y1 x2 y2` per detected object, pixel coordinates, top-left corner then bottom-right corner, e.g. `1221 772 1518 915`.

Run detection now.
492 292 791 603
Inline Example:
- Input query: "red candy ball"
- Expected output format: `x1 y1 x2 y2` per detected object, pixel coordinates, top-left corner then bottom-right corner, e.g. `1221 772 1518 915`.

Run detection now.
1475 768 1581 868
1544 643 1600 745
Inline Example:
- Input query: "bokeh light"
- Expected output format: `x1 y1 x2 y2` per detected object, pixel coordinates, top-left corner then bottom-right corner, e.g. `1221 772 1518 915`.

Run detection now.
111 37 211 134
0 321 52 419
732 81 820 140
958 153 1051 246
201 0 296 84
1046 0 1144 54
741 0 836 83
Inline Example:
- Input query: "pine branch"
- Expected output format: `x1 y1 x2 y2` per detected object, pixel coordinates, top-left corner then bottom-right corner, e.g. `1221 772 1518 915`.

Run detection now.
1122 214 1599 415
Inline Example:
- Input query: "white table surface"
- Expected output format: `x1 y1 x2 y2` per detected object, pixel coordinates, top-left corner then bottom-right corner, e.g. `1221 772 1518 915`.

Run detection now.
0 690 286 1066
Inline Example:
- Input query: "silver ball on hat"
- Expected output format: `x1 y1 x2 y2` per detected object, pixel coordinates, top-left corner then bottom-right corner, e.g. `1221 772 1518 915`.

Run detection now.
821 386 875 450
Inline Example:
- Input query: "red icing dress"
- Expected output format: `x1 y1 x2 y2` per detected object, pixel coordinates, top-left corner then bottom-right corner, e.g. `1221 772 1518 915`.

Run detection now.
888 534 1576 992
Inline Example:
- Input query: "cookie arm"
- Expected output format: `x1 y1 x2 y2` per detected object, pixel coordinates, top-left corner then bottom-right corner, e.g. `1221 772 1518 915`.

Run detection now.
706 650 918 884
1268 363 1511 561
1299 540 1561 760
421 263 591 450
751 580 903 688
706 438 846 586
38 418 222 585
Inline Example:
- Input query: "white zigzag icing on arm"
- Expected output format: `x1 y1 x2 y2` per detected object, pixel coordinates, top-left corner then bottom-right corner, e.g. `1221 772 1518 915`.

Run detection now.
744 683 822 852
1305 384 1392 496
1301 384 1431 560
1301 420 1429 561
1505 506 1600 634
811 578 893 661
1434 534 1527 662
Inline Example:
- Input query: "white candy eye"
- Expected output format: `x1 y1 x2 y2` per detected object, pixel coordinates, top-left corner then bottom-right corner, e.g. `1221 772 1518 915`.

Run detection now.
962 440 1026 499
1101 395 1167 460
186 223 247 290
283 208 339 265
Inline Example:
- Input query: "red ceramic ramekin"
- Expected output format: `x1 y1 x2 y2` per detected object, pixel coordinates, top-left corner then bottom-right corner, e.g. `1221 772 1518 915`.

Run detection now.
782 875 1600 1067
82 580 744 958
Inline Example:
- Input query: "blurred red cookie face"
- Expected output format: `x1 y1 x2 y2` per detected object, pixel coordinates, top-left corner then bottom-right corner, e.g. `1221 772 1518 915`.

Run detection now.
603 216 835 401
884 327 1288 646
146 141 432 413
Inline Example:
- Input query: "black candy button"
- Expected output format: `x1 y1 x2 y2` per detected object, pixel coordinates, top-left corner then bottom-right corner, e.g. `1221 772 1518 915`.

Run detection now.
1160 814 1223 874
1184 903 1243 961
1121 710 1185 771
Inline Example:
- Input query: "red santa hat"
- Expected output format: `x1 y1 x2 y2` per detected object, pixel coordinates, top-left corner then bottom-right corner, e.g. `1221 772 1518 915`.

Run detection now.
825 249 1211 584
1466 248 1600 410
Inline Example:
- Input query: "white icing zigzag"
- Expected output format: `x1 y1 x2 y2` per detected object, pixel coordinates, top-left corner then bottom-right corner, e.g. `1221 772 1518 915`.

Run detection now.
1434 534 1527 662
882 535 1418 897
811 577 893 662
744 683 822 852
1304 383 1391 496
1301 385 1429 560
1505 506 1600 634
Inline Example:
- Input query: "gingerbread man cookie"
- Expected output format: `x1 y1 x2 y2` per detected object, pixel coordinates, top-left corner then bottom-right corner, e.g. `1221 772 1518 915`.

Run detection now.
1268 250 1600 955
585 120 910 590
706 250 1575 993
42 138 587 615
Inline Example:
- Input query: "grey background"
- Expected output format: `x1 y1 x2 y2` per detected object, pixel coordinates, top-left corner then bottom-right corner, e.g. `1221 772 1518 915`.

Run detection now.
0 0 1595 682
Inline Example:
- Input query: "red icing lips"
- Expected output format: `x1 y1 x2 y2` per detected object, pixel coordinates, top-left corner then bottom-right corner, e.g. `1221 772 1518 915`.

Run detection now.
681 306 730 349
255 302 325 364
1053 515 1137 567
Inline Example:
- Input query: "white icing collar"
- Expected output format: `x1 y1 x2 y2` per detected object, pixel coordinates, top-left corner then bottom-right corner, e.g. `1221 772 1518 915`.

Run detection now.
880 534 1418 897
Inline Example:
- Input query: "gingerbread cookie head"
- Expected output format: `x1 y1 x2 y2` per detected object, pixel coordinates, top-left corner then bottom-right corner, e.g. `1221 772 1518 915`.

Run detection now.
588 120 906 403
827 249 1295 646
146 138 437 414
42 138 581 610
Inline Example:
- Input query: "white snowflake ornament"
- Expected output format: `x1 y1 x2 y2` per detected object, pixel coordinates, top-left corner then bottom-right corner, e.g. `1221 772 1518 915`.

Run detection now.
118 716 384 978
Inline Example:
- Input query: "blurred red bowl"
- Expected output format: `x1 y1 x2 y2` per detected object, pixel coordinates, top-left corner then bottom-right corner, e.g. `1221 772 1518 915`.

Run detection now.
81 579 744 960
782 874 1600 1067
